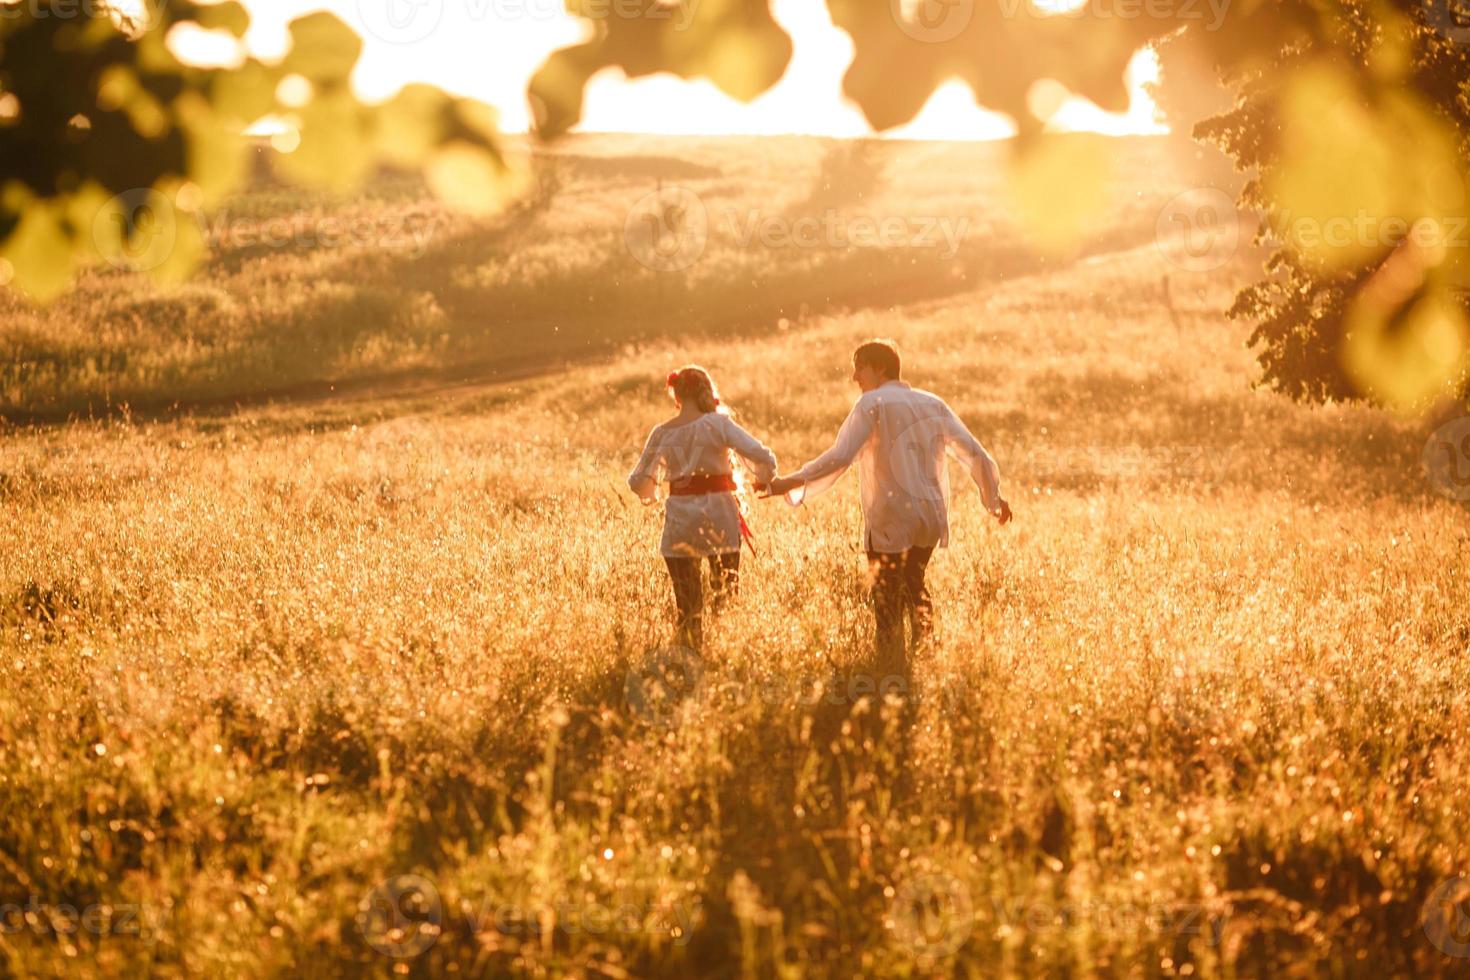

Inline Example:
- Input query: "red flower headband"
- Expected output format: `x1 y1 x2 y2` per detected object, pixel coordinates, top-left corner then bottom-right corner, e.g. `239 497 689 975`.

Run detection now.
665 369 719 406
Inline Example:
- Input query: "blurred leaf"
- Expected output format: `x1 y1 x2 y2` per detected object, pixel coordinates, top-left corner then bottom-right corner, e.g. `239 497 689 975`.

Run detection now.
62 182 116 263
0 2 507 302
425 141 517 215
373 85 448 169
1343 248 1470 409
95 65 169 138
664 8 791 102
136 26 182 74
1270 62 1462 270
0 204 73 303
830 0 1159 135
148 186 207 285
212 60 279 125
455 99 501 144
176 92 248 203
528 45 599 139
1006 134 1114 253
275 91 372 191
191 1 251 39
85 180 205 284
530 0 792 138
90 186 177 276
282 12 363 85
2 183 36 215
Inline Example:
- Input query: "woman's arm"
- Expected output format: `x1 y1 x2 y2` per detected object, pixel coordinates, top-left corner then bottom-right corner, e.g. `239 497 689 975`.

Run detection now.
721 416 778 484
627 428 664 503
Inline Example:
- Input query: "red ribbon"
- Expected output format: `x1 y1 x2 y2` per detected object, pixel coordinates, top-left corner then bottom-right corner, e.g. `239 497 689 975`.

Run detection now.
669 473 737 495
668 473 757 556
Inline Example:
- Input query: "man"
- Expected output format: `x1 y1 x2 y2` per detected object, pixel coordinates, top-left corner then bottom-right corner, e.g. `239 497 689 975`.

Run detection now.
765 339 1012 669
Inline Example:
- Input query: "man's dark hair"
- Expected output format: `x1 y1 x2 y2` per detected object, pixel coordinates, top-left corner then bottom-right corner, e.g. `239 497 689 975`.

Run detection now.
853 339 901 379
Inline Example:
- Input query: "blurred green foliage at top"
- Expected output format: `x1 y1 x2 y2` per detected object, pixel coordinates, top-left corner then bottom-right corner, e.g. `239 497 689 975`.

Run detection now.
3 0 1470 410
0 1 518 301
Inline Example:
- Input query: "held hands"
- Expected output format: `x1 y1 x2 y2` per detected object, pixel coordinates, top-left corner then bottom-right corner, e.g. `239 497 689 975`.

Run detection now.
753 476 1010 522
762 475 802 498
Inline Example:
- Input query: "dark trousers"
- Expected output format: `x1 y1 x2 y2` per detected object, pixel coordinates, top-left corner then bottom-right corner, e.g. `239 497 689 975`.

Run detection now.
664 553 740 650
867 545 935 672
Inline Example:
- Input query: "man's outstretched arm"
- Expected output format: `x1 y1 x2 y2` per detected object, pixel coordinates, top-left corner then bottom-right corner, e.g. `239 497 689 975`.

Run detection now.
767 401 875 503
942 406 1012 524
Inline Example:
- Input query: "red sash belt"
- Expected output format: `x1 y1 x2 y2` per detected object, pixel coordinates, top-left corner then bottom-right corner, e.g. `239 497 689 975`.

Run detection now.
667 473 756 556
669 473 738 495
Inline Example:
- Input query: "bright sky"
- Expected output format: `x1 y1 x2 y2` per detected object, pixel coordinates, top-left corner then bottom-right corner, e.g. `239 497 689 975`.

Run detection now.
195 0 1165 139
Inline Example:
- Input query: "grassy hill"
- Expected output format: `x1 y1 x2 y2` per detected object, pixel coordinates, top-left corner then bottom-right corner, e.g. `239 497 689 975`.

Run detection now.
5 134 1186 420
1 134 1467 977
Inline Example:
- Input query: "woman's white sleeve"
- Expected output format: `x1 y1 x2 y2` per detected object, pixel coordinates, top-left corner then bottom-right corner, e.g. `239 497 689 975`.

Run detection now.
627 429 663 502
722 416 778 483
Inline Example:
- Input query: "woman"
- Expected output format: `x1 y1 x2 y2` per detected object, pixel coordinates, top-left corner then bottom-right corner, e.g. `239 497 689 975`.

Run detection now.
628 366 777 651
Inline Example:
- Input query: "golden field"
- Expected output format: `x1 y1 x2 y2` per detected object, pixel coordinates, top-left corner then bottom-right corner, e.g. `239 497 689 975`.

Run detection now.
1 134 1468 977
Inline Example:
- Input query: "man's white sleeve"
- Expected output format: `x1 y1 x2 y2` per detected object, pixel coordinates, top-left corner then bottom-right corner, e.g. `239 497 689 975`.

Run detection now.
942 406 1003 514
786 400 875 504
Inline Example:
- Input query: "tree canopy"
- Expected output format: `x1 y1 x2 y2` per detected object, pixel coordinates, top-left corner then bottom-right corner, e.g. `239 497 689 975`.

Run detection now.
3 0 1469 410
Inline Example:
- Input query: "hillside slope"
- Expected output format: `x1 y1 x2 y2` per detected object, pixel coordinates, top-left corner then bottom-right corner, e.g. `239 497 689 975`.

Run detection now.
4 134 1201 421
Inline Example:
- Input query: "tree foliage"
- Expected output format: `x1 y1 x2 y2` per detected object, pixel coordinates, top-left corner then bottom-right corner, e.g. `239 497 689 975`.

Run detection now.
1189 4 1470 408
4 0 1470 409
0 1 516 301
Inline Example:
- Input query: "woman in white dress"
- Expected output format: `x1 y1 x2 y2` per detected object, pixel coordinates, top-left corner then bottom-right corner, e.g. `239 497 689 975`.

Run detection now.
628 366 778 650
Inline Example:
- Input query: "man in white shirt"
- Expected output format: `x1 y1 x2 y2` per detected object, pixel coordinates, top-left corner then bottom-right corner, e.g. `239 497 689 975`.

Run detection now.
766 340 1012 668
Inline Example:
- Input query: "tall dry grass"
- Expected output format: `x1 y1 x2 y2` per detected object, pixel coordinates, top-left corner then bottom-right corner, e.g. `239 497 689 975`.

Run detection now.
1 137 1468 977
